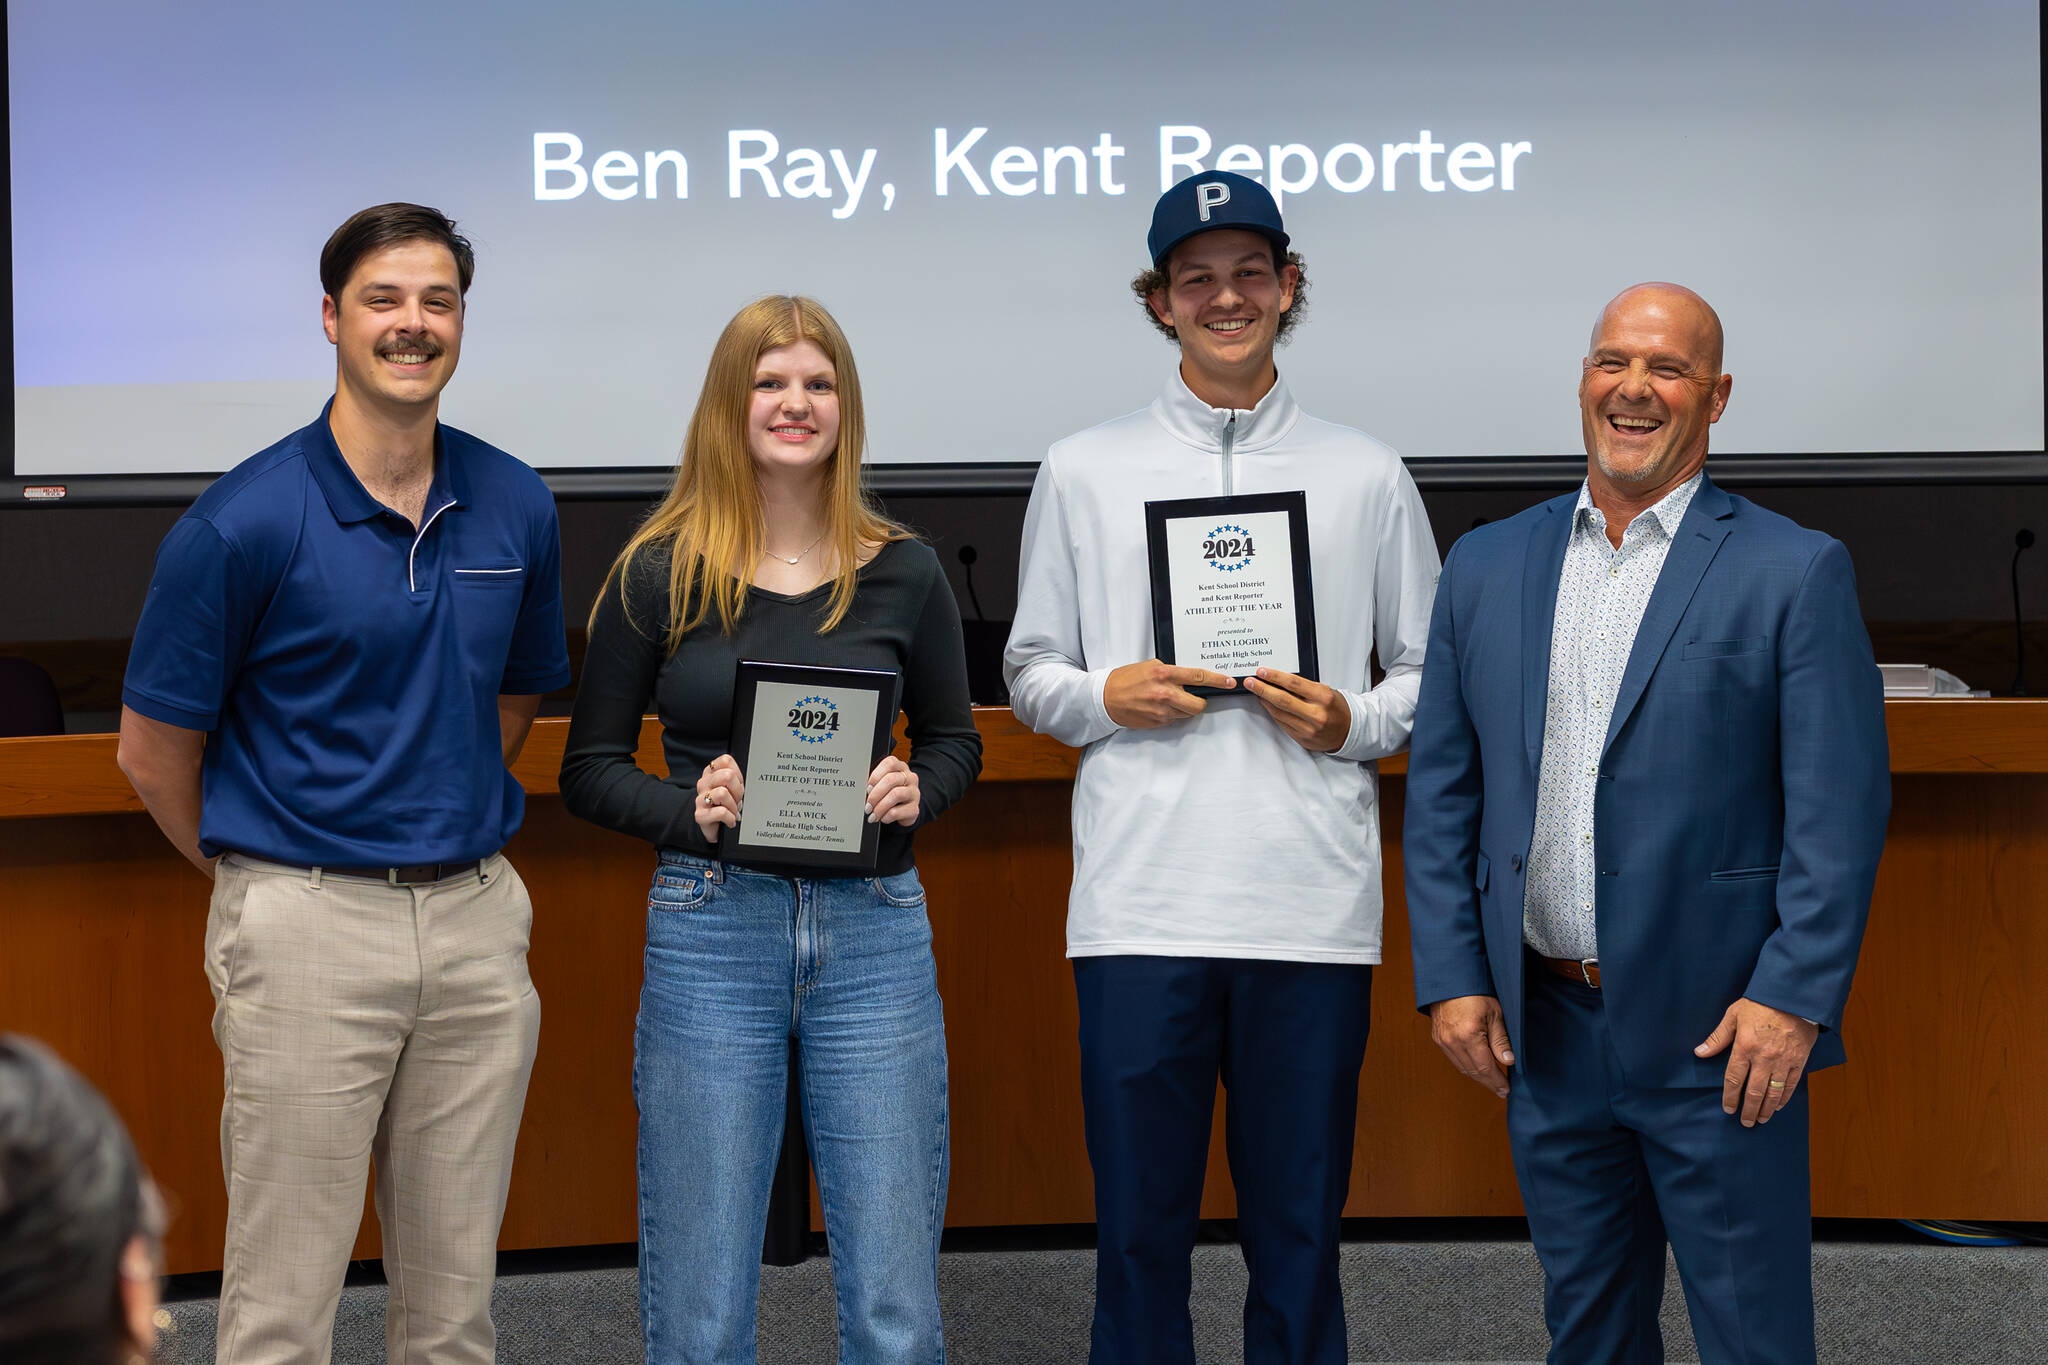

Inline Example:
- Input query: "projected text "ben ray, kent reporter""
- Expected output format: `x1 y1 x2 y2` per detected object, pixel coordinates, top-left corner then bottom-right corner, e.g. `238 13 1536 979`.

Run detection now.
533 125 1533 218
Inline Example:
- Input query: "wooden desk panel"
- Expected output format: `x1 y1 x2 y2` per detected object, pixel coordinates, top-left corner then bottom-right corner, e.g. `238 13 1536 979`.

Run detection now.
1808 774 2048 1216
1880 698 2048 772
4 704 2044 1273
10 698 2045 819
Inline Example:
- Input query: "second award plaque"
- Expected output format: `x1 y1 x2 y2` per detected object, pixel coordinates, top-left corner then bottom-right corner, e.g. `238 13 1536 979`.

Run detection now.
1145 491 1319 696
723 660 901 872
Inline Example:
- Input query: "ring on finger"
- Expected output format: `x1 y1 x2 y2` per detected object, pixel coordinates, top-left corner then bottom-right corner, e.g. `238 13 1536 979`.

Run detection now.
1767 1079 1786 1089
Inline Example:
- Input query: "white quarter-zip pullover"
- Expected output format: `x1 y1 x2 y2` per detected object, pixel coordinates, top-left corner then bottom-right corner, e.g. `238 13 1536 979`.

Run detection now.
1005 371 1440 963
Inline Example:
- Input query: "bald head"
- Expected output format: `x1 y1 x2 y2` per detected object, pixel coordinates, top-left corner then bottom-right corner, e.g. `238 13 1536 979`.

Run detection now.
1578 280 1733 502
1590 283 1724 375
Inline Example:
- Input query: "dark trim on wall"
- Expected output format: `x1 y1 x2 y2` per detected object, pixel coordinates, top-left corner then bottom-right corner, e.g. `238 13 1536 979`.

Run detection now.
6 452 2044 509
1405 453 2048 491
2 10 14 485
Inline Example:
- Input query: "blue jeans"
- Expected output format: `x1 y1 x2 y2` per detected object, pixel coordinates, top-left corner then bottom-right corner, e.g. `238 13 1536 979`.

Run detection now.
635 852 949 1364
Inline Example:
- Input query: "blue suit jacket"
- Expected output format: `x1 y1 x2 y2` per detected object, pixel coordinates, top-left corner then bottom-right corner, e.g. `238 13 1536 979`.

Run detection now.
1405 475 1890 1087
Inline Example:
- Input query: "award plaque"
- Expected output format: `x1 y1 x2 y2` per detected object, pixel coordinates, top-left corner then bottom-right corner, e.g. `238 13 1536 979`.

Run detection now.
1144 491 1318 696
722 660 901 871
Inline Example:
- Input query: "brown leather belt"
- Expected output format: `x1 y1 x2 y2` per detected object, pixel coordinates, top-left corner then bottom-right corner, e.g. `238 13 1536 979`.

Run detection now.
1537 955 1602 988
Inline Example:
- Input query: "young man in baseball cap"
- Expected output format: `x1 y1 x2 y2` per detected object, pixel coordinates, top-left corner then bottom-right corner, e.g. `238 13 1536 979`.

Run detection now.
1005 171 1441 1361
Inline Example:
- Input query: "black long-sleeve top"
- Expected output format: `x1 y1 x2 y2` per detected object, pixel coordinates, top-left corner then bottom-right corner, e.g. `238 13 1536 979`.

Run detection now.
560 537 983 876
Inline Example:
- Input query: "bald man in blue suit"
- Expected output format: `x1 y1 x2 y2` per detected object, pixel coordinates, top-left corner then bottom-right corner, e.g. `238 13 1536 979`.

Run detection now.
1405 283 1889 1364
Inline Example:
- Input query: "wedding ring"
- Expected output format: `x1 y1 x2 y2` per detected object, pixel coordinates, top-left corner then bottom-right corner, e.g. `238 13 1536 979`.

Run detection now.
1767 1079 1785 1089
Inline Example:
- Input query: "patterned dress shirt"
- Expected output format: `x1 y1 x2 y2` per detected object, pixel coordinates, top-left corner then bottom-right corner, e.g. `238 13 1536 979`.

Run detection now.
1522 472 1703 960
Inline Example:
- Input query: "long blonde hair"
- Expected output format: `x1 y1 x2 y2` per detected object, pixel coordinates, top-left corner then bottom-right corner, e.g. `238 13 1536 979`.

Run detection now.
596 296 909 649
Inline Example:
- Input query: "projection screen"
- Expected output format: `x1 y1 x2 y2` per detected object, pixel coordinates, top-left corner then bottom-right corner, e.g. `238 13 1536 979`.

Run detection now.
7 0 2042 485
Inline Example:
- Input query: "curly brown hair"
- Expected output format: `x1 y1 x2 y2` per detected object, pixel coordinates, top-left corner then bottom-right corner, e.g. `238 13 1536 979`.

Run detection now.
1130 248 1309 345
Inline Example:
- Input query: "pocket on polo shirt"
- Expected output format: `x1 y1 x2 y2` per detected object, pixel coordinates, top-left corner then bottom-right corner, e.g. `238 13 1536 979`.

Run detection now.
452 564 527 681
453 563 526 585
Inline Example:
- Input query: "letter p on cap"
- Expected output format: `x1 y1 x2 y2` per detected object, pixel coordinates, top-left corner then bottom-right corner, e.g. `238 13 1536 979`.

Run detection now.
1147 169 1287 266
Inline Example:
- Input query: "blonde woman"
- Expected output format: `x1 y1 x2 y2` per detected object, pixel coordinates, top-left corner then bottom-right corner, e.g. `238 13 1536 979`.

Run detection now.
561 296 979 1362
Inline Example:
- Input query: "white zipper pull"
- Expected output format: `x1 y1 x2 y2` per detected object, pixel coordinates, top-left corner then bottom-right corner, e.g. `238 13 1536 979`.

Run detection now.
1220 411 1238 494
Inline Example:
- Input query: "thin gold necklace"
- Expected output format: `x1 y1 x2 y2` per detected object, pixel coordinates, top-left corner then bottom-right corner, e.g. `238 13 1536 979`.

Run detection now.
761 532 826 566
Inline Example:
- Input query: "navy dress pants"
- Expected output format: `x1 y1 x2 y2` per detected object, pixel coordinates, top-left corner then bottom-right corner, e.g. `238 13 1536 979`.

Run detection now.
1074 955 1374 1365
1509 962 1817 1365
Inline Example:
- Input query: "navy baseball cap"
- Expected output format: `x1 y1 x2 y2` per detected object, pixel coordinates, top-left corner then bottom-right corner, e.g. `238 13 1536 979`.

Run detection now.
1147 170 1290 267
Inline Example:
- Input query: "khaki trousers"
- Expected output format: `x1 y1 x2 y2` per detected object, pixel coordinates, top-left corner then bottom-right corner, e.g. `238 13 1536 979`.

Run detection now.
204 854 542 1365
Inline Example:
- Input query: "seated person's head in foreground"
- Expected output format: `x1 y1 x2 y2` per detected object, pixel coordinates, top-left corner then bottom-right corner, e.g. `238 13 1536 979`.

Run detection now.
0 1034 163 1364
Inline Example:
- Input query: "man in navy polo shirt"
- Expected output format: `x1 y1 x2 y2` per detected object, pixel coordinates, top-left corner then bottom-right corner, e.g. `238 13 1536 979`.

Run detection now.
118 203 570 1364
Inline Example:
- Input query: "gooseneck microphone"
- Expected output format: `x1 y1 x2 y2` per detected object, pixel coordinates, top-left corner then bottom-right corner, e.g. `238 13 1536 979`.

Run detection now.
958 544 987 622
2013 529 2035 697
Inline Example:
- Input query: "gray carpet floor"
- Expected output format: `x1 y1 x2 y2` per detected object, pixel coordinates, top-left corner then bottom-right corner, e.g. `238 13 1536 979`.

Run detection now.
157 1239 2045 1363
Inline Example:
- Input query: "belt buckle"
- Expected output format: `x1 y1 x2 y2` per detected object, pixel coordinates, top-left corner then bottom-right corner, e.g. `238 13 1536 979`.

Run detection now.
1577 957 1599 987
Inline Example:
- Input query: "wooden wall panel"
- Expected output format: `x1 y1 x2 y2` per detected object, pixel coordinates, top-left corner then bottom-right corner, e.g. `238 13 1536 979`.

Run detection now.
0 808 663 1271
918 785 1093 1225
1806 775 2048 1218
5 709 2045 1275
491 806 651 1250
1 815 240 1271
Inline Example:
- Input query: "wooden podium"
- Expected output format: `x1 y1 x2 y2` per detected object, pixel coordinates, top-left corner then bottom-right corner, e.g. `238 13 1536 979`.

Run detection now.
3 701 2044 1275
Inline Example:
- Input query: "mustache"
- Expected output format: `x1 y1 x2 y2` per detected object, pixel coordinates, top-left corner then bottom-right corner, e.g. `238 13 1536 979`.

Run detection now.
377 336 444 356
